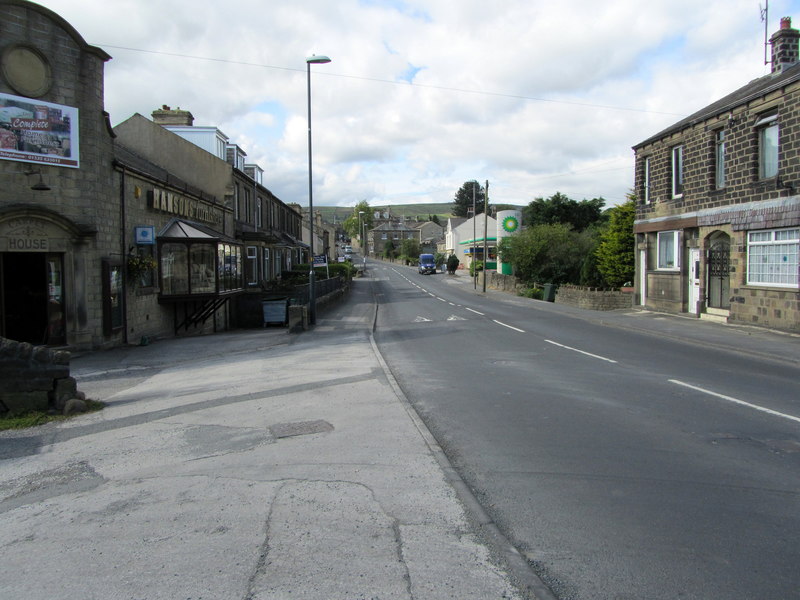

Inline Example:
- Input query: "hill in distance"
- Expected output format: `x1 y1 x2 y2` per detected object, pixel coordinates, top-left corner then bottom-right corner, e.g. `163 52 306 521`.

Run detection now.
315 202 523 224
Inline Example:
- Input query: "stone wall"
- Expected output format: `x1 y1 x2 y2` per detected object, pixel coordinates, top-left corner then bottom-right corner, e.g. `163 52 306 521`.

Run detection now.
0 336 85 415
481 271 526 294
555 285 634 311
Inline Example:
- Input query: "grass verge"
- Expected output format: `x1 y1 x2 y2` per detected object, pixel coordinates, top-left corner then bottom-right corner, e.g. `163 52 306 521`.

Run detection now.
0 399 106 431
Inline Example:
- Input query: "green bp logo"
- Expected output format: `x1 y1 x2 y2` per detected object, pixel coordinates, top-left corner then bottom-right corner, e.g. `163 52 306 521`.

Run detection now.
502 215 519 233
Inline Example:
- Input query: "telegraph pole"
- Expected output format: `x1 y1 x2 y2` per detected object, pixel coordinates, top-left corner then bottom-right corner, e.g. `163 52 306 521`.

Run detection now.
482 180 489 293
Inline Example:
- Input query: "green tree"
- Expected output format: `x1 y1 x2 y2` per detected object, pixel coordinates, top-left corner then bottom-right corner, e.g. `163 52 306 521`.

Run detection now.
342 201 373 242
594 196 636 288
399 238 421 263
498 223 595 285
451 180 486 218
383 240 397 259
523 192 605 232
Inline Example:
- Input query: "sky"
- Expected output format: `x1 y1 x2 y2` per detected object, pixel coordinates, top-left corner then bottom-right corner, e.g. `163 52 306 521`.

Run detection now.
32 0 800 209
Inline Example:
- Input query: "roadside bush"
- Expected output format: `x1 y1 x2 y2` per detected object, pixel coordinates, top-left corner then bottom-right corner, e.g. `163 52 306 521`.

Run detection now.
519 286 543 300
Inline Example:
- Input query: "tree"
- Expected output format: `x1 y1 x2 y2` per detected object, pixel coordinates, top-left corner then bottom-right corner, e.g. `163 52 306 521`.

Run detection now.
446 254 460 274
342 200 373 241
594 196 636 288
399 238 421 263
428 214 441 225
522 192 605 232
383 240 397 259
451 181 486 218
498 223 595 285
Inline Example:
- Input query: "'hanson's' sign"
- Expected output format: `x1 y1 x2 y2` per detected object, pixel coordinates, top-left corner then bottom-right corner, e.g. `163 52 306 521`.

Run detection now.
149 188 220 225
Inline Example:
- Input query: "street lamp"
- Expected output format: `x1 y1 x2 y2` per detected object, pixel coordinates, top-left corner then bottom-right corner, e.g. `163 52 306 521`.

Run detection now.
306 53 331 325
358 210 365 251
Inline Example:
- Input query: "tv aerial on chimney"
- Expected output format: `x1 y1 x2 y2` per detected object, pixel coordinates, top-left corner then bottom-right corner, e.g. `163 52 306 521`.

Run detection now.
761 1 771 66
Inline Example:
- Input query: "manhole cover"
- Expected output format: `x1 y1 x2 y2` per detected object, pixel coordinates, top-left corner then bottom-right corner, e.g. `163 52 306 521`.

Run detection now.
269 420 334 439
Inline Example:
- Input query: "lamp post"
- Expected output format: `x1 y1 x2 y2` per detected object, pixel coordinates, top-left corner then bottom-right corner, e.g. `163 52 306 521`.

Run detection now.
306 53 331 325
358 210 365 252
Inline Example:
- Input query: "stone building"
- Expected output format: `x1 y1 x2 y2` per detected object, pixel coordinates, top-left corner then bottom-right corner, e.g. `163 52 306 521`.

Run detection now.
0 0 116 349
0 1 308 350
633 17 800 332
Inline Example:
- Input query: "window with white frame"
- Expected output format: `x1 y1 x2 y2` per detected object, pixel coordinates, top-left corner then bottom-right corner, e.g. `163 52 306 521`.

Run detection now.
263 247 271 281
657 231 679 270
715 130 726 189
643 156 651 204
672 146 684 198
757 115 779 179
246 246 258 285
747 228 799 287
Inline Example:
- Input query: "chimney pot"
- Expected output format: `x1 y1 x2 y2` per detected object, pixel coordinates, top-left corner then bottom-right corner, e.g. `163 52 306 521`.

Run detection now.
770 17 800 73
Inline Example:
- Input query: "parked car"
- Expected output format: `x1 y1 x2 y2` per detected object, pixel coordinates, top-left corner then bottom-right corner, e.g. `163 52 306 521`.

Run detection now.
418 253 436 274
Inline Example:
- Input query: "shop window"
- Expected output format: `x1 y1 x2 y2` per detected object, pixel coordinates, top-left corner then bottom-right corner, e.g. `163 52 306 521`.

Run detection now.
190 244 216 293
160 243 189 294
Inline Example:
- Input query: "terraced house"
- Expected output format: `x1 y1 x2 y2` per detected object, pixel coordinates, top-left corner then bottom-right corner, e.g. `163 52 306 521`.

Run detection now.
633 17 800 332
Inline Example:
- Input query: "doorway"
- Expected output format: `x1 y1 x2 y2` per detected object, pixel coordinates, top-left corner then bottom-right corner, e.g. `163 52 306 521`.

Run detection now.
707 233 731 309
1 252 66 345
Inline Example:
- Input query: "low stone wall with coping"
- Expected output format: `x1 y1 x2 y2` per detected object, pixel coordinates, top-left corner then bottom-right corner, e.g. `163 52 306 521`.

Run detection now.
555 285 634 311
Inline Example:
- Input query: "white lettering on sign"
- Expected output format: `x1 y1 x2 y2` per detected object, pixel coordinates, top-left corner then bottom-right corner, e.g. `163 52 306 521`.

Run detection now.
149 188 220 225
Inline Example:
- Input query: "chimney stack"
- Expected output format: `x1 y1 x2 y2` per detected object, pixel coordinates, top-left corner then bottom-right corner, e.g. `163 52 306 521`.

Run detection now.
770 17 800 74
151 105 195 126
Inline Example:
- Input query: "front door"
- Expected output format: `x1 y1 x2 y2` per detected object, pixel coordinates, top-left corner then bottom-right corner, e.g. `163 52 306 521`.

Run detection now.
707 237 731 309
688 248 700 314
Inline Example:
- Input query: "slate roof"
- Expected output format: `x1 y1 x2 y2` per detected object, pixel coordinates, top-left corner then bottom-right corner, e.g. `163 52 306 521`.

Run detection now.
634 62 800 149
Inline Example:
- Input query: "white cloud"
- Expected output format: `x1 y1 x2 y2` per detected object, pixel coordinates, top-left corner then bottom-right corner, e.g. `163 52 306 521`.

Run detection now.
32 0 800 209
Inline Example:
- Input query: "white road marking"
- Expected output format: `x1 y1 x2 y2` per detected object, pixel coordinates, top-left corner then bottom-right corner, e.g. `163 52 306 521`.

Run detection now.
494 320 525 333
465 307 484 315
413 316 432 322
545 340 617 363
447 315 466 321
669 379 800 424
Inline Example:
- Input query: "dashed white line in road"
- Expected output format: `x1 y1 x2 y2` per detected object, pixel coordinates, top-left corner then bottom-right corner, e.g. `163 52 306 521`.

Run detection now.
465 308 484 315
545 340 618 363
493 320 525 333
669 379 800 424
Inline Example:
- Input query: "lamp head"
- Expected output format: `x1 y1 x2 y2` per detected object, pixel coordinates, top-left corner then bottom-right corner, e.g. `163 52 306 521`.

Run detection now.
306 55 331 64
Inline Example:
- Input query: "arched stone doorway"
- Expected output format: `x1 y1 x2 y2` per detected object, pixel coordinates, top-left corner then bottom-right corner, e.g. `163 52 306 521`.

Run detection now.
706 231 731 310
0 207 96 346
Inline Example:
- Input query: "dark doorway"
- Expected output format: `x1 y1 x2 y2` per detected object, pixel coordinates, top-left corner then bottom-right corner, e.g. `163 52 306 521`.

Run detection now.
1 253 65 345
707 234 731 310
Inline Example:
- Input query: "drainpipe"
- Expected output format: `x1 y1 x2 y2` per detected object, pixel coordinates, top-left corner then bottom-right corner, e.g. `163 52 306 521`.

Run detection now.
119 165 128 345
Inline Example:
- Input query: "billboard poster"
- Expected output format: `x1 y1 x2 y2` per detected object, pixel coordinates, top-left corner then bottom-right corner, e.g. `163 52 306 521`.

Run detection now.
0 92 79 168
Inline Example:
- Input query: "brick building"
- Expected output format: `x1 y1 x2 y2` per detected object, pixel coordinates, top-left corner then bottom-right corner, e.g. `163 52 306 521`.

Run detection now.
633 18 800 332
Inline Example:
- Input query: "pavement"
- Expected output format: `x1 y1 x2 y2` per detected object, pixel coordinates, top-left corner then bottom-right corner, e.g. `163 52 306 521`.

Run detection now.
1 268 797 600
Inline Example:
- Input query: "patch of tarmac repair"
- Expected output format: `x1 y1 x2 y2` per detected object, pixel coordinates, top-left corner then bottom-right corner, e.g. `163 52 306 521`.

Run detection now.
0 461 106 514
268 420 334 439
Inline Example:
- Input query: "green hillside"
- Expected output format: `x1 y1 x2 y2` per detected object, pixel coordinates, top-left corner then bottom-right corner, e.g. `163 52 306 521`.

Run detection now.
316 202 524 225
316 203 454 225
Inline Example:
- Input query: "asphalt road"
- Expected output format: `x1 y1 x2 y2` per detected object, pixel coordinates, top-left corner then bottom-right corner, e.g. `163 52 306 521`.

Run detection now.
371 261 800 600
